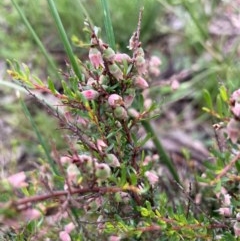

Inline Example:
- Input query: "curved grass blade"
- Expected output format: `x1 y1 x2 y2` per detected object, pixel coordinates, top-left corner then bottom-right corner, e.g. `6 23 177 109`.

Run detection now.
10 0 61 81
141 120 180 183
47 0 82 81
100 0 116 50
21 99 59 175
77 0 94 27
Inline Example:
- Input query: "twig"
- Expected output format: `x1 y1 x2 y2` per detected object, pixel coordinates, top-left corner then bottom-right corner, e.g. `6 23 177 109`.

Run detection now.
15 186 139 206
211 152 240 184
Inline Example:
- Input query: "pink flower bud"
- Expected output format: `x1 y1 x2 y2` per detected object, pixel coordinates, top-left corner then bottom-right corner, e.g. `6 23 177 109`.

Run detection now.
96 139 107 153
89 47 104 68
109 63 123 80
234 222 240 237
148 56 161 76
171 80 180 90
59 231 71 241
218 207 232 217
64 111 73 122
7 172 28 188
95 163 111 180
142 156 152 166
237 212 240 221
136 47 145 57
127 108 140 118
64 222 75 234
87 77 97 87
135 56 146 75
231 89 240 103
60 156 72 164
124 88 135 108
109 235 121 241
128 33 138 50
148 56 161 77
114 53 131 63
226 118 240 143
106 154 120 167
114 106 128 120
67 164 81 184
152 154 159 161
80 155 96 173
108 94 123 107
222 194 231 206
81 89 99 100
231 103 240 118
149 56 161 66
133 76 149 89
103 47 116 62
76 116 88 127
22 208 41 221
145 171 159 186
144 98 152 110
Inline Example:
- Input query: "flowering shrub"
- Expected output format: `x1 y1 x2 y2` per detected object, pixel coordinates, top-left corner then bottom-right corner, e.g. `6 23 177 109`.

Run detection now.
3 6 240 241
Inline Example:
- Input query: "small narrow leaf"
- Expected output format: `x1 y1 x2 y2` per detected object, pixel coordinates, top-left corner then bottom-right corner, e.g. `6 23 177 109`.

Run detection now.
136 133 152 147
48 77 57 94
203 89 213 110
216 94 223 118
219 85 228 102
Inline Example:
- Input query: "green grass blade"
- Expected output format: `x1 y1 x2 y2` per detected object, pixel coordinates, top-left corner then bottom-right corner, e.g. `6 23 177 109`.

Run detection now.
47 0 82 81
21 99 59 175
10 0 61 81
100 0 116 50
0 79 27 93
182 0 208 40
77 0 94 27
141 120 180 183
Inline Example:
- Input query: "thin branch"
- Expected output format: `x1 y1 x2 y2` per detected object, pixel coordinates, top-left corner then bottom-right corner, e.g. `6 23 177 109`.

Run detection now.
211 152 240 184
15 186 139 206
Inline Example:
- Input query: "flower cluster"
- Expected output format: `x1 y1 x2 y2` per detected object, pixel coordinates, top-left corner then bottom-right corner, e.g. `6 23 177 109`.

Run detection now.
5 21 162 240
227 89 240 143
60 25 162 188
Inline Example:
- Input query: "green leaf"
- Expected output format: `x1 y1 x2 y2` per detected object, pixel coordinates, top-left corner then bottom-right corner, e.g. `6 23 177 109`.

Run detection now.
100 0 116 49
33 76 44 86
216 94 223 117
120 165 127 186
139 207 150 217
48 77 57 94
129 170 137 185
61 80 72 96
203 89 213 110
47 0 82 81
219 85 228 102
136 133 152 147
214 180 222 193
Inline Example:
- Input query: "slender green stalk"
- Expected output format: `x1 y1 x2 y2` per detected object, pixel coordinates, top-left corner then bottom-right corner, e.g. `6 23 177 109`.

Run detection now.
11 0 61 80
141 120 180 183
21 99 59 175
47 0 82 81
182 0 208 40
77 0 94 27
101 0 116 50
0 79 27 93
